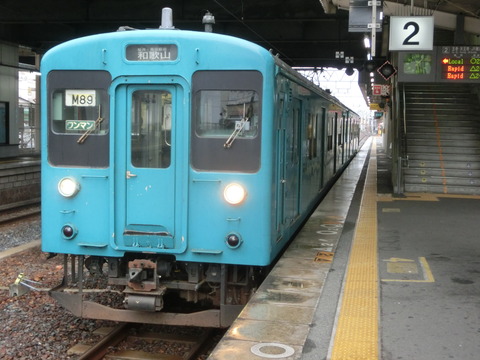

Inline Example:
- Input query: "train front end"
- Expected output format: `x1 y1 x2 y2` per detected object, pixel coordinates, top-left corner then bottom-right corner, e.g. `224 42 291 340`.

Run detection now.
41 22 277 326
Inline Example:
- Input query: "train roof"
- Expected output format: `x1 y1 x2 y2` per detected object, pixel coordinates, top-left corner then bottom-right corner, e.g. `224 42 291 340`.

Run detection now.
41 27 359 117
41 28 273 72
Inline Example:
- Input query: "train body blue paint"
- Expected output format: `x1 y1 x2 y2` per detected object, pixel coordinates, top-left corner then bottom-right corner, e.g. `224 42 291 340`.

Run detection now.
41 18 360 326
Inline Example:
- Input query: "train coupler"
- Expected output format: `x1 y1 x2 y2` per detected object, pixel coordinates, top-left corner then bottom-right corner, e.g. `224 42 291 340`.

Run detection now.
124 286 166 311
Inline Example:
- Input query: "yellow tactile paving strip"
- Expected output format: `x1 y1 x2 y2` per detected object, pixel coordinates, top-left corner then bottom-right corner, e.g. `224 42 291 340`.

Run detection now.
330 141 379 360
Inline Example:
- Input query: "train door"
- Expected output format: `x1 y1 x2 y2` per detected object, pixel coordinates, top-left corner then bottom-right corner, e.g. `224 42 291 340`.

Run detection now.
114 84 179 251
319 108 326 190
340 114 346 164
333 112 338 172
283 98 301 225
275 93 287 237
345 116 351 158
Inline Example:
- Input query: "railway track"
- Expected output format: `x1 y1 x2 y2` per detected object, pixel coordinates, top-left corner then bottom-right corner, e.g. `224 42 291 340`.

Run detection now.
72 323 219 360
0 203 40 225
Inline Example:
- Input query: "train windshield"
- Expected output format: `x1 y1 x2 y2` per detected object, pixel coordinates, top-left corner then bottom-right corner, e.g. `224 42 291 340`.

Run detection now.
191 70 262 173
194 90 259 139
51 89 108 137
47 70 111 167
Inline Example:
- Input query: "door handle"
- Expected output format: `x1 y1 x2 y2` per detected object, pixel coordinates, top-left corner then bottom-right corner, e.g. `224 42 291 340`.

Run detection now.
126 170 137 179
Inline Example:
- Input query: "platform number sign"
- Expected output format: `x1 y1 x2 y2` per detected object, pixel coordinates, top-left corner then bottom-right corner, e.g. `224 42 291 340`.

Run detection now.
389 16 434 51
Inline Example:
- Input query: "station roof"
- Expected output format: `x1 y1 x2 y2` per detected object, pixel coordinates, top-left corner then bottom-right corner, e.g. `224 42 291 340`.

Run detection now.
1 0 479 70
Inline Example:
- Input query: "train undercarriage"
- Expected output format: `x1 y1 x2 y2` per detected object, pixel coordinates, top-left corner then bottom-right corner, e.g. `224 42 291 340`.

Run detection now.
50 254 266 327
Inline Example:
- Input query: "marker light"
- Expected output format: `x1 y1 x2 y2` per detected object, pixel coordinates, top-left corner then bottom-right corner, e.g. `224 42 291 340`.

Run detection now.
223 183 246 205
58 177 80 198
61 224 78 240
226 233 242 248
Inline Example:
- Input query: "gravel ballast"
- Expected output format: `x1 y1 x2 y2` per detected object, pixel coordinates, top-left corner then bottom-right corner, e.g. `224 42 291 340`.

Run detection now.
0 217 219 359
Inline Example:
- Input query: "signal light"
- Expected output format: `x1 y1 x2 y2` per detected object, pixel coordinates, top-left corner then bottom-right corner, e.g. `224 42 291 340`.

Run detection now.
345 66 354 76
377 61 397 81
365 60 377 72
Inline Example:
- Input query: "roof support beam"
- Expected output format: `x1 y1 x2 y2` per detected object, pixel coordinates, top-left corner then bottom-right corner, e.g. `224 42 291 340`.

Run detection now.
330 0 480 35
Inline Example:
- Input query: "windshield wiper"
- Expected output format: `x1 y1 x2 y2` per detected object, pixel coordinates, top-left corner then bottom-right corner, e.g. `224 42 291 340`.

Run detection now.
224 96 254 149
224 116 249 149
77 105 104 144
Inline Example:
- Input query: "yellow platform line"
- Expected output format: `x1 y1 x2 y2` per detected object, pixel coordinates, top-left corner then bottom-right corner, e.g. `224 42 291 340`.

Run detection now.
330 142 379 360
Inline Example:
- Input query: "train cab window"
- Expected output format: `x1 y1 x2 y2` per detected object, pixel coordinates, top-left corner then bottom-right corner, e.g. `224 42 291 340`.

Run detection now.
191 70 262 173
51 89 108 135
194 90 259 138
47 70 111 167
131 90 172 169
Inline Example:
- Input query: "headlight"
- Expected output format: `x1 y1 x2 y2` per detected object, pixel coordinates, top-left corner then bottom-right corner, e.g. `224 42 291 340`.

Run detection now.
58 177 80 198
223 183 246 205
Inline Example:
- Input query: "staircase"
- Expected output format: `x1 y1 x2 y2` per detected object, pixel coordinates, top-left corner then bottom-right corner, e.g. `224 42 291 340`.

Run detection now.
402 83 480 195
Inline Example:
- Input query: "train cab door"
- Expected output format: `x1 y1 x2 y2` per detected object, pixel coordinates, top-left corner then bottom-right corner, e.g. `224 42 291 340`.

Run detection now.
115 84 179 251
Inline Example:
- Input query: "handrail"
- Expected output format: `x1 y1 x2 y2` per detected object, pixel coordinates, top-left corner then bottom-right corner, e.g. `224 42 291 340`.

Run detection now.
401 85 409 161
402 85 407 135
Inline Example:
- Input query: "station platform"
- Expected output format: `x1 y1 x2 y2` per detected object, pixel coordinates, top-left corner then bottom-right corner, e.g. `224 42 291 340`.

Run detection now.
0 156 40 211
208 136 480 360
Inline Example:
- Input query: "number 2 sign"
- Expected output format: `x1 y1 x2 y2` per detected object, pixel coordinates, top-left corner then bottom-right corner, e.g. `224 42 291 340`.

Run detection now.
389 16 434 51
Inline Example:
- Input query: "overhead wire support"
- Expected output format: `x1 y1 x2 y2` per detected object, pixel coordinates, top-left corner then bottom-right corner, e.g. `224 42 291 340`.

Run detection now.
368 0 381 57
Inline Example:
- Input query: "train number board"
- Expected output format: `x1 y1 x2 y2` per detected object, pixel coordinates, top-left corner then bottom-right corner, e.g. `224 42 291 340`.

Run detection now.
389 16 434 51
65 89 96 107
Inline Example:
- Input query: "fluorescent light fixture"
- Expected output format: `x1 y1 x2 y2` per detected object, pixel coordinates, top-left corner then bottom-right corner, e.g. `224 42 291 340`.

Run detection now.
364 36 371 49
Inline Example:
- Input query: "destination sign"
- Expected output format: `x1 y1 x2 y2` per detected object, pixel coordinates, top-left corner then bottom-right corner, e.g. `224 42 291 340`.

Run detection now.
440 46 480 82
126 44 178 61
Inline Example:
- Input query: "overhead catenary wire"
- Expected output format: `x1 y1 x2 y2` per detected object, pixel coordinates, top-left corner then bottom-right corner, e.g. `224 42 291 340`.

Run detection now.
213 0 294 63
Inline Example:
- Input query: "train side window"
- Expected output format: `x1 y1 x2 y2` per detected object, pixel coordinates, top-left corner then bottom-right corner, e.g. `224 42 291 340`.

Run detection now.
307 113 318 160
327 116 333 151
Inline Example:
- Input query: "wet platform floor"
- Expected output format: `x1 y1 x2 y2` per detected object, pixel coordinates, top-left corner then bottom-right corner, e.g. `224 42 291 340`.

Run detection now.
209 137 480 360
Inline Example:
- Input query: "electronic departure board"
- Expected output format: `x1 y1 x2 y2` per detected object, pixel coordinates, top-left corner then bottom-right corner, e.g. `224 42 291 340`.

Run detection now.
439 46 480 82
398 46 480 83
